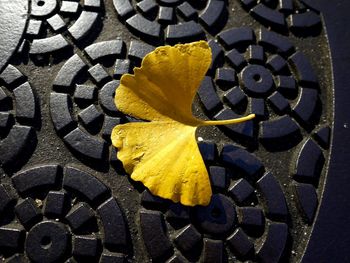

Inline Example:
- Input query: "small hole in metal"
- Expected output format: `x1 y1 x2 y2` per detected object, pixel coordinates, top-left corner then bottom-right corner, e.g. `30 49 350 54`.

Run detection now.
253 74 262 82
41 236 52 249
37 0 45 6
211 206 221 218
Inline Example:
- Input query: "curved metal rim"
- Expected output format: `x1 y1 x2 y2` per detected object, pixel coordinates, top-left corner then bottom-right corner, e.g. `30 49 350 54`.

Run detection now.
302 1 350 262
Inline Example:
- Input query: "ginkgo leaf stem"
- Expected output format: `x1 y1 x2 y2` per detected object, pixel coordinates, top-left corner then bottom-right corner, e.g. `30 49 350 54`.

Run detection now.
200 114 256 126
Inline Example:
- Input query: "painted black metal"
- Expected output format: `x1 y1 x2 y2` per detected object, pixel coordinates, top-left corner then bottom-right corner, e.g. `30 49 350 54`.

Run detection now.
302 1 350 262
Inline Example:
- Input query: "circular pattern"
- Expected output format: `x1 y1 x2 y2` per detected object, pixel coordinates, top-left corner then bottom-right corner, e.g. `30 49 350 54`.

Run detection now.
23 0 103 58
113 0 228 44
26 221 70 263
31 0 58 17
0 0 334 261
0 164 130 262
45 25 327 263
193 194 237 236
240 64 274 96
138 142 293 262
50 39 155 167
0 64 38 172
239 0 322 36
198 28 321 150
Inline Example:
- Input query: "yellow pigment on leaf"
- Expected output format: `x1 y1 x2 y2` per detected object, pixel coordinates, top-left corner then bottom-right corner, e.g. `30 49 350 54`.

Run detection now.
111 41 255 206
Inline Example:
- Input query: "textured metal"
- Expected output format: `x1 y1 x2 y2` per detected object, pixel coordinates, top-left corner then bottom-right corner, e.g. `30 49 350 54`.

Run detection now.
0 0 348 262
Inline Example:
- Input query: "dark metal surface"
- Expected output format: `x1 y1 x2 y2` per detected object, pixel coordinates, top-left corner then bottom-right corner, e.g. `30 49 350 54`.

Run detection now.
301 1 350 262
0 0 348 262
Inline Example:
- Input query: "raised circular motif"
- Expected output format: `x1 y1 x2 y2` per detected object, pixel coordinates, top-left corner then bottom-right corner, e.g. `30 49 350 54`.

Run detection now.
0 64 38 173
113 0 228 44
138 143 294 262
0 164 130 262
240 64 274 96
0 0 335 261
31 0 58 17
197 28 321 150
21 0 104 59
193 194 237 236
239 0 322 36
50 39 155 168
26 221 70 263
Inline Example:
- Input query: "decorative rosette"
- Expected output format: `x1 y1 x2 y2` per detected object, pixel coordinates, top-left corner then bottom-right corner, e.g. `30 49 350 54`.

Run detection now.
138 142 292 262
0 64 38 172
239 0 321 36
198 27 320 150
113 0 228 44
50 39 155 168
0 165 130 262
22 0 103 59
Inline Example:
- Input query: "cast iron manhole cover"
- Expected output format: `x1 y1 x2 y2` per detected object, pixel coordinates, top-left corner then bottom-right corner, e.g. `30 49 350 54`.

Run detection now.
0 0 349 262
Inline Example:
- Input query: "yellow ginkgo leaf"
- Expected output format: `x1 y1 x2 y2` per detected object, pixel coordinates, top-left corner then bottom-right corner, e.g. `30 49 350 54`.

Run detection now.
111 41 255 206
